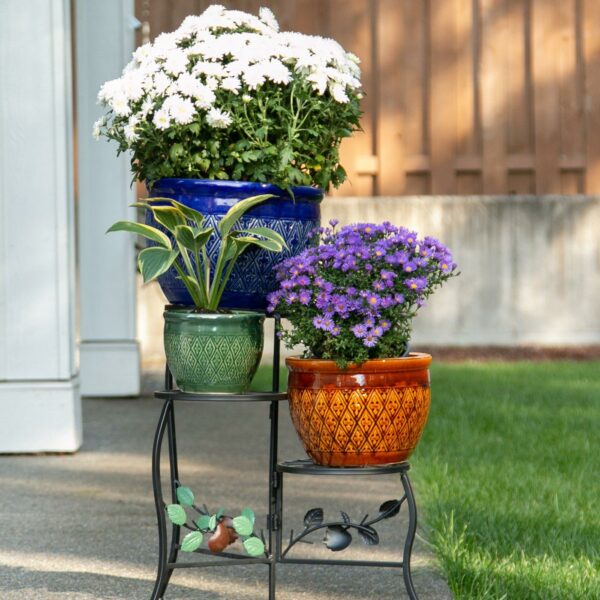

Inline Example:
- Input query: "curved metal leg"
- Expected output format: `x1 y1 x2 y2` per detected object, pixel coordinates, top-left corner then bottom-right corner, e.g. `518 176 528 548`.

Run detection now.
151 399 172 600
401 471 419 600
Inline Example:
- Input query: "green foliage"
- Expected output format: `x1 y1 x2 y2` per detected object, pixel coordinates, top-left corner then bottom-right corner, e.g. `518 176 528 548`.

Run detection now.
103 78 360 191
107 194 285 310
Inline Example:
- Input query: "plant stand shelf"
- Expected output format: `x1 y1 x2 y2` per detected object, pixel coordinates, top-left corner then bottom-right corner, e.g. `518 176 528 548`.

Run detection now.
150 317 419 600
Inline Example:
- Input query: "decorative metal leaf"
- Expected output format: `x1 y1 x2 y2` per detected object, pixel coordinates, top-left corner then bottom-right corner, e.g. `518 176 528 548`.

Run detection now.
208 515 217 530
215 506 225 520
323 526 352 552
195 515 211 530
176 486 194 507
181 531 203 552
232 515 253 537
244 536 266 557
378 499 401 519
241 507 256 526
304 507 324 528
358 527 380 546
340 511 351 524
166 504 187 526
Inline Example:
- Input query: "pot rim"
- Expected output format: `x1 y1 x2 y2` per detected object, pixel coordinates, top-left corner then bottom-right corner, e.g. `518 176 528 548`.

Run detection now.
164 307 265 322
151 177 324 201
285 353 432 373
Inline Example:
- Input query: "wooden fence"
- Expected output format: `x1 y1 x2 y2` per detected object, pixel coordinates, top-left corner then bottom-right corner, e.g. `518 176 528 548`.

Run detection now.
135 0 600 196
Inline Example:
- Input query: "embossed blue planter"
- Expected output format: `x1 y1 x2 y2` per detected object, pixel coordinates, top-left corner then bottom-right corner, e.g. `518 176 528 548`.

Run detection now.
147 179 323 309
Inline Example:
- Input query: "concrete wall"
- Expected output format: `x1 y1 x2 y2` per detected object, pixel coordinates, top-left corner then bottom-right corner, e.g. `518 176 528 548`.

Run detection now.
139 195 600 366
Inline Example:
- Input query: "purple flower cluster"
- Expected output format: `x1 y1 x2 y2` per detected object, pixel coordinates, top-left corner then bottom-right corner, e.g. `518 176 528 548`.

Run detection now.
267 222 457 362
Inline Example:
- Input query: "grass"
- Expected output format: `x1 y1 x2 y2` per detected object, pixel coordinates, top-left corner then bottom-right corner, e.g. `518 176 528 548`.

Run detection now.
253 360 600 599
411 361 600 600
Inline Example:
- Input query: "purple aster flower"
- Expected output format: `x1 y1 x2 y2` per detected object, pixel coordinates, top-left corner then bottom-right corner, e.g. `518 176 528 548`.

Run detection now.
285 292 298 304
331 325 341 336
379 319 392 331
405 277 428 292
394 293 405 304
373 280 385 291
380 270 396 281
364 263 373 271
381 296 395 308
299 290 311 305
329 218 339 227
281 280 293 290
373 326 384 337
351 323 368 338
296 275 311 286
313 315 325 329
363 334 378 348
364 317 375 328
365 293 380 307
403 261 417 273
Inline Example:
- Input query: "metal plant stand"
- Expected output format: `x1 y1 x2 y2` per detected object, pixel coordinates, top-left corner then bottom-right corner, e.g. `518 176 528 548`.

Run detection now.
150 316 419 600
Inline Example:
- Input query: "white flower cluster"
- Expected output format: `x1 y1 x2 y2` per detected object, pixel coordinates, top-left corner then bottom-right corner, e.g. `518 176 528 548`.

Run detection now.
95 5 361 141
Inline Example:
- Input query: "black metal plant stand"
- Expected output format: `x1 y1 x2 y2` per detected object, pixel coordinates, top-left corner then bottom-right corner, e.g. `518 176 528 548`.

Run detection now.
150 316 419 600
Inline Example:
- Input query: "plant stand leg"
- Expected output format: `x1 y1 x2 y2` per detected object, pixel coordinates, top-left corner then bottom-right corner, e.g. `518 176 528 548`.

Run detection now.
401 470 419 600
150 398 171 600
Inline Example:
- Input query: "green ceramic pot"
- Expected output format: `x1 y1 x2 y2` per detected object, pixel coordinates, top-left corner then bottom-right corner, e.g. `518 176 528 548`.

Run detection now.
164 308 265 394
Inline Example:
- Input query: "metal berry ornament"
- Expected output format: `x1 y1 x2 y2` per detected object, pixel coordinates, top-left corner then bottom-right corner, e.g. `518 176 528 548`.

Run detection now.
268 221 458 366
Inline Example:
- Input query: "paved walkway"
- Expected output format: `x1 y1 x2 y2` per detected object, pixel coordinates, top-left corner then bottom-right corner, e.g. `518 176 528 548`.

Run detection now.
0 380 452 599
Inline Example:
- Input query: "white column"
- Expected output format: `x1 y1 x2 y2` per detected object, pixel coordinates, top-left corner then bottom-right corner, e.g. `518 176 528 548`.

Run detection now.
76 0 141 396
0 0 81 451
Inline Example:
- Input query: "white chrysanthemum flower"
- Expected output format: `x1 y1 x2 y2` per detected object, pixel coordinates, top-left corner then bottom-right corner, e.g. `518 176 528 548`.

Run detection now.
92 116 105 140
124 116 139 142
221 76 241 93
329 83 349 103
259 7 279 32
206 107 232 128
307 70 328 95
153 108 171 130
164 51 188 75
139 97 154 117
164 95 196 124
242 94 252 103
225 59 249 77
264 59 290 85
243 64 267 90
97 79 121 104
111 93 131 116
121 72 145 101
153 71 172 96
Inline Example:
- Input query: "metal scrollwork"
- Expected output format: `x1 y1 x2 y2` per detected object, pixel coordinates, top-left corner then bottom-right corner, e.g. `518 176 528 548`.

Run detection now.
282 496 406 557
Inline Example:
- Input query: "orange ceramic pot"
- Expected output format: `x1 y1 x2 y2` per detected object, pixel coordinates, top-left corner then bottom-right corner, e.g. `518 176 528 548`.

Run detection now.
286 354 432 467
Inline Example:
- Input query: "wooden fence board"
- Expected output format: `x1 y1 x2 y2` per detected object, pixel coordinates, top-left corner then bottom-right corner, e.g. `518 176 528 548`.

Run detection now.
135 0 600 195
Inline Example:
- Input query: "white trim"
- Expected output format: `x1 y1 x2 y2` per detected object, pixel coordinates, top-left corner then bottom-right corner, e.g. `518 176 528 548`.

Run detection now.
0 378 81 453
80 341 141 397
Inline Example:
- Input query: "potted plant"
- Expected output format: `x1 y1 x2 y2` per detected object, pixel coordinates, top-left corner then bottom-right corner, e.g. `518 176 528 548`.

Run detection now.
268 221 458 466
95 5 362 309
108 194 285 393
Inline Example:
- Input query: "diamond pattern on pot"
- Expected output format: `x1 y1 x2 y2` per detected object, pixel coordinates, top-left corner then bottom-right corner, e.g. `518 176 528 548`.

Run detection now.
288 385 431 465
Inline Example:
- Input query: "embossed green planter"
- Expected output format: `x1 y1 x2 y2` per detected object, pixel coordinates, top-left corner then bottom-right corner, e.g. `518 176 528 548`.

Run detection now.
164 309 265 393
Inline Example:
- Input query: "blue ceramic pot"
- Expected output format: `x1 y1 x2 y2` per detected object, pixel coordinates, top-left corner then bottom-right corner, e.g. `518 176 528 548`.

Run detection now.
147 179 323 309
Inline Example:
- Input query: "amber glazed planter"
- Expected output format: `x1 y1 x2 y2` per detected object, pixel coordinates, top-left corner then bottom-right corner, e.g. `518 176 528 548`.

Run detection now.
286 354 432 467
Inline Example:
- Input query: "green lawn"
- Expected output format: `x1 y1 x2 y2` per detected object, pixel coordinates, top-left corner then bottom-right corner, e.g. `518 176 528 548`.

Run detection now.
412 362 600 600
254 361 600 599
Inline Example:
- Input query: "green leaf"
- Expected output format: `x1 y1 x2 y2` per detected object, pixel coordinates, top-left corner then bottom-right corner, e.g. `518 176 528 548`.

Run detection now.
195 515 211 530
238 227 287 249
138 247 178 283
166 504 187 526
181 531 203 552
280 145 294 167
218 194 274 237
241 507 255 526
233 236 283 253
106 221 171 249
208 515 217 530
232 515 253 537
152 206 186 232
174 225 197 251
170 200 205 228
176 486 194 507
169 143 185 162
192 226 214 246
243 537 265 557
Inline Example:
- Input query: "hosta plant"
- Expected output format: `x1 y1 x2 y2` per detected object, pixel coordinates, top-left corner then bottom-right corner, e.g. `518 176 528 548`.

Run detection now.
107 193 285 310
167 484 265 556
268 221 458 366
94 4 362 190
